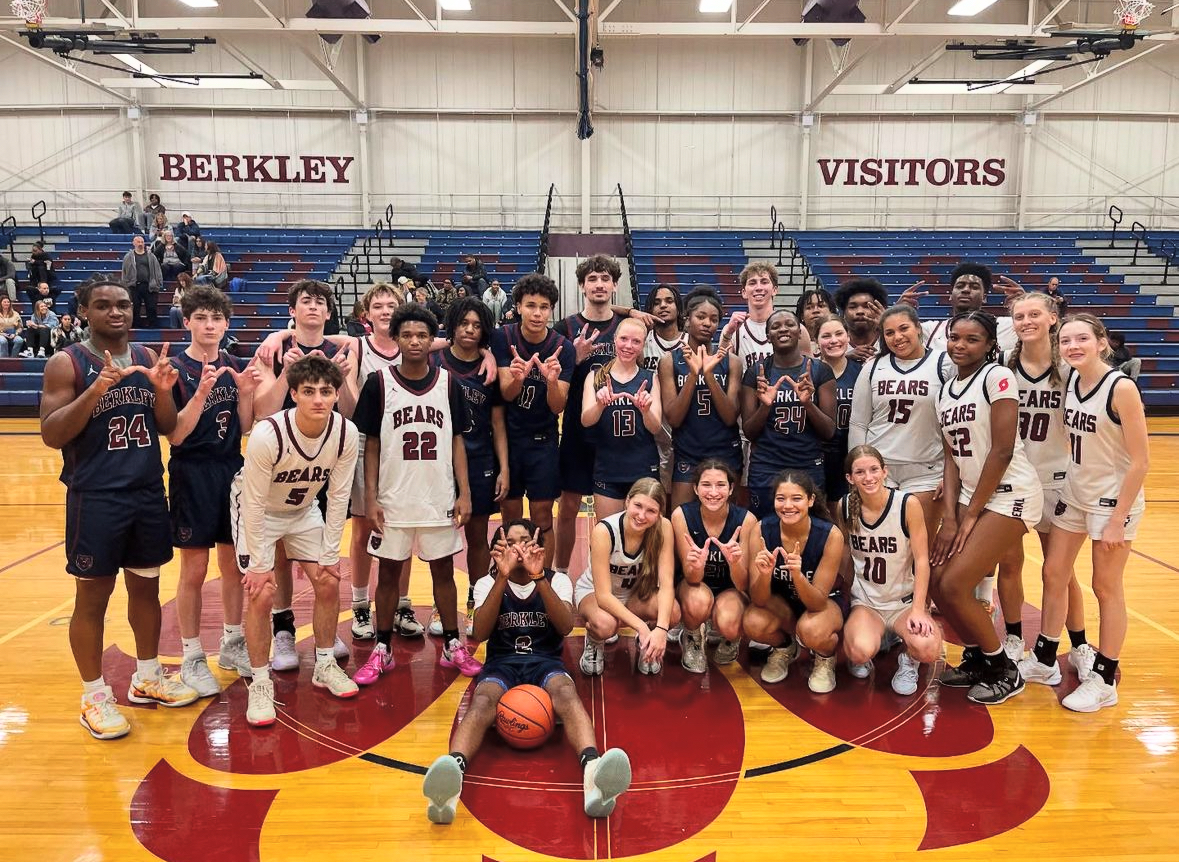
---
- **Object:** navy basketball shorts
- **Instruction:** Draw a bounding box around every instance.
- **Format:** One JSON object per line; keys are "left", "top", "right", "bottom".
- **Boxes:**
{"left": 477, "top": 653, "right": 571, "bottom": 691}
{"left": 508, "top": 434, "right": 561, "bottom": 502}
{"left": 169, "top": 458, "right": 238, "bottom": 548}
{"left": 672, "top": 447, "right": 743, "bottom": 484}
{"left": 468, "top": 454, "right": 501, "bottom": 518}
{"left": 593, "top": 479, "right": 635, "bottom": 501}
{"left": 558, "top": 424, "right": 596, "bottom": 496}
{"left": 66, "top": 483, "right": 174, "bottom": 578}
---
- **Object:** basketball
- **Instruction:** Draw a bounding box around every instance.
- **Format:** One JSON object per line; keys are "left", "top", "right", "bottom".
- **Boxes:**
{"left": 495, "top": 684, "right": 555, "bottom": 750}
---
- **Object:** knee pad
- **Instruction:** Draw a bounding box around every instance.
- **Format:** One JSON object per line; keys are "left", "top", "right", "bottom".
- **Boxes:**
{"left": 125, "top": 566, "right": 161, "bottom": 579}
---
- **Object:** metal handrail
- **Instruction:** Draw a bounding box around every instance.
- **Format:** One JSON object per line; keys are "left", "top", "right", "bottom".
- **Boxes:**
{"left": 537, "top": 182, "right": 555, "bottom": 274}
{"left": 617, "top": 183, "right": 640, "bottom": 308}
{"left": 1108, "top": 204, "right": 1124, "bottom": 248}
{"left": 31, "top": 201, "right": 46, "bottom": 245}
{"left": 1130, "top": 220, "right": 1148, "bottom": 266}
{"left": 1160, "top": 238, "right": 1176, "bottom": 285}
{"left": 1, "top": 216, "right": 15, "bottom": 259}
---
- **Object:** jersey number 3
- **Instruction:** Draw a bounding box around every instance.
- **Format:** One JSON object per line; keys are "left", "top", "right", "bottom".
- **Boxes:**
{"left": 403, "top": 430, "right": 439, "bottom": 461}
{"left": 108, "top": 414, "right": 151, "bottom": 450}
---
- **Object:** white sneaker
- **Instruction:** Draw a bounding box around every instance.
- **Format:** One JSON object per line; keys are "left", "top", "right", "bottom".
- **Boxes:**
{"left": 808, "top": 655, "right": 838, "bottom": 694}
{"left": 848, "top": 659, "right": 873, "bottom": 679}
{"left": 80, "top": 686, "right": 131, "bottom": 740}
{"left": 423, "top": 755, "right": 464, "bottom": 824}
{"left": 891, "top": 652, "right": 920, "bottom": 696}
{"left": 1061, "top": 675, "right": 1118, "bottom": 713}
{"left": 218, "top": 635, "right": 252, "bottom": 677}
{"left": 246, "top": 678, "right": 278, "bottom": 727}
{"left": 580, "top": 636, "right": 604, "bottom": 676}
{"left": 428, "top": 605, "right": 444, "bottom": 637}
{"left": 18, "top": 348, "right": 32, "bottom": 358}
{"left": 714, "top": 638, "right": 740, "bottom": 665}
{"left": 1069, "top": 643, "right": 1097, "bottom": 682}
{"left": 312, "top": 660, "right": 359, "bottom": 698}
{"left": 761, "top": 641, "right": 798, "bottom": 684}
{"left": 1002, "top": 634, "right": 1026, "bottom": 663}
{"left": 583, "top": 749, "right": 631, "bottom": 818}
{"left": 637, "top": 654, "right": 662, "bottom": 675}
{"left": 180, "top": 654, "right": 221, "bottom": 697}
{"left": 604, "top": 633, "right": 620, "bottom": 645}
{"left": 395, "top": 604, "right": 425, "bottom": 637}
{"left": 666, "top": 623, "right": 682, "bottom": 645}
{"left": 35, "top": 348, "right": 46, "bottom": 358}
{"left": 1017, "top": 655, "right": 1062, "bottom": 686}
{"left": 351, "top": 601, "right": 375, "bottom": 639}
{"left": 680, "top": 624, "right": 706, "bottom": 674}
{"left": 332, "top": 635, "right": 350, "bottom": 663}
{"left": 271, "top": 631, "right": 298, "bottom": 671}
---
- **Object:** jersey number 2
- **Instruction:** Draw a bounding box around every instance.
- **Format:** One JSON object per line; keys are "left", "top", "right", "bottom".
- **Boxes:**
{"left": 403, "top": 430, "right": 439, "bottom": 461}
{"left": 107, "top": 414, "right": 151, "bottom": 450}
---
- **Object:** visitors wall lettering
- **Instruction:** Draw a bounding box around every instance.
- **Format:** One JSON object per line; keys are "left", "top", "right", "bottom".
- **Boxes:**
{"left": 817, "top": 158, "right": 1006, "bottom": 187}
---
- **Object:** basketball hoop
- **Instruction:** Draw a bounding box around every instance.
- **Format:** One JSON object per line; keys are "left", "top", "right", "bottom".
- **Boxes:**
{"left": 10, "top": 0, "right": 46, "bottom": 28}
{"left": 1114, "top": 0, "right": 1153, "bottom": 30}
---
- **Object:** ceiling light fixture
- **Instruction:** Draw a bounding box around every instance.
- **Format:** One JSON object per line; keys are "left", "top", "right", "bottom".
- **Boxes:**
{"left": 439, "top": 0, "right": 472, "bottom": 11}
{"left": 699, "top": 0, "right": 734, "bottom": 12}
{"left": 177, "top": 0, "right": 219, "bottom": 8}
{"left": 947, "top": 0, "right": 1000, "bottom": 16}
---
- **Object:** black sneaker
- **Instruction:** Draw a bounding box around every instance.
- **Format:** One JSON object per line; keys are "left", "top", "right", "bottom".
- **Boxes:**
{"left": 939, "top": 656, "right": 985, "bottom": 688}
{"left": 395, "top": 605, "right": 425, "bottom": 637}
{"left": 967, "top": 666, "right": 1026, "bottom": 705}
{"left": 351, "top": 602, "right": 374, "bottom": 639}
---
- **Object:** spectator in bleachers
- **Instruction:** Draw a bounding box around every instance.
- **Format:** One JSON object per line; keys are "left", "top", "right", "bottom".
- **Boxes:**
{"left": 23, "top": 241, "right": 61, "bottom": 310}
{"left": 0, "top": 253, "right": 16, "bottom": 303}
{"left": 345, "top": 299, "right": 370, "bottom": 337}
{"left": 388, "top": 257, "right": 420, "bottom": 286}
{"left": 121, "top": 234, "right": 163, "bottom": 328}
{"left": 109, "top": 191, "right": 144, "bottom": 234}
{"left": 169, "top": 272, "right": 194, "bottom": 328}
{"left": 21, "top": 299, "right": 57, "bottom": 358}
{"left": 175, "top": 212, "right": 201, "bottom": 250}
{"left": 188, "top": 235, "right": 208, "bottom": 268}
{"left": 148, "top": 212, "right": 172, "bottom": 248}
{"left": 155, "top": 231, "right": 191, "bottom": 281}
{"left": 194, "top": 240, "right": 229, "bottom": 289}
{"left": 1107, "top": 330, "right": 1141, "bottom": 380}
{"left": 413, "top": 285, "right": 445, "bottom": 321}
{"left": 1046, "top": 276, "right": 1068, "bottom": 314}
{"left": 50, "top": 311, "right": 83, "bottom": 353}
{"left": 461, "top": 254, "right": 488, "bottom": 295}
{"left": 482, "top": 279, "right": 507, "bottom": 324}
{"left": 142, "top": 193, "right": 166, "bottom": 233}
{"left": 0, "top": 296, "right": 25, "bottom": 357}
{"left": 455, "top": 285, "right": 471, "bottom": 301}
{"left": 437, "top": 278, "right": 459, "bottom": 311}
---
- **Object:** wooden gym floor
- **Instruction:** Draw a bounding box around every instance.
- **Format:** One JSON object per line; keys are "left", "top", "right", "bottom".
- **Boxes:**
{"left": 1, "top": 416, "right": 1178, "bottom": 862}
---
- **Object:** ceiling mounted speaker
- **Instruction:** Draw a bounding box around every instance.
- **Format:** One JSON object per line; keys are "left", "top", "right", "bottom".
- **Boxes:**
{"left": 307, "top": 0, "right": 380, "bottom": 43}
{"left": 797, "top": 0, "right": 866, "bottom": 46}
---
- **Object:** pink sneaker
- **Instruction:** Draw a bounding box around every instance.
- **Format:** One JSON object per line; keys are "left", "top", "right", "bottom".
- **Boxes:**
{"left": 352, "top": 645, "right": 394, "bottom": 686}
{"left": 441, "top": 640, "right": 482, "bottom": 677}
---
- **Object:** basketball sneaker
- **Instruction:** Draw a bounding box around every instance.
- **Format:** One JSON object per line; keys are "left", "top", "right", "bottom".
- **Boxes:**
{"left": 423, "top": 755, "right": 464, "bottom": 825}
{"left": 1068, "top": 643, "right": 1097, "bottom": 682}
{"left": 892, "top": 652, "right": 920, "bottom": 696}
{"left": 583, "top": 748, "right": 632, "bottom": 818}
{"left": 666, "top": 623, "right": 682, "bottom": 644}
{"left": 680, "top": 624, "right": 707, "bottom": 674}
{"left": 880, "top": 629, "right": 902, "bottom": 653}
{"left": 1061, "top": 675, "right": 1118, "bottom": 713}
{"left": 637, "top": 654, "right": 662, "bottom": 675}
{"left": 128, "top": 672, "right": 200, "bottom": 707}
{"left": 1017, "top": 655, "right": 1062, "bottom": 686}
{"left": 580, "top": 636, "right": 605, "bottom": 676}
{"left": 428, "top": 605, "right": 444, "bottom": 637}
{"left": 246, "top": 678, "right": 278, "bottom": 727}
{"left": 848, "top": 659, "right": 873, "bottom": 679}
{"left": 441, "top": 639, "right": 482, "bottom": 677}
{"left": 808, "top": 655, "right": 837, "bottom": 694}
{"left": 351, "top": 601, "right": 375, "bottom": 639}
{"left": 704, "top": 622, "right": 724, "bottom": 646}
{"left": 760, "top": 641, "right": 798, "bottom": 684}
{"left": 271, "top": 631, "right": 299, "bottom": 671}
{"left": 604, "top": 633, "right": 620, "bottom": 645}
{"left": 1002, "top": 634, "right": 1026, "bottom": 663}
{"left": 967, "top": 665, "right": 1025, "bottom": 705}
{"left": 395, "top": 605, "right": 425, "bottom": 637}
{"left": 333, "top": 635, "right": 350, "bottom": 663}
{"left": 312, "top": 660, "right": 359, "bottom": 698}
{"left": 218, "top": 635, "right": 252, "bottom": 677}
{"left": 80, "top": 686, "right": 130, "bottom": 740}
{"left": 939, "top": 652, "right": 984, "bottom": 688}
{"left": 353, "top": 643, "right": 395, "bottom": 685}
{"left": 465, "top": 604, "right": 475, "bottom": 638}
{"left": 180, "top": 654, "right": 221, "bottom": 698}
{"left": 714, "top": 637, "right": 740, "bottom": 665}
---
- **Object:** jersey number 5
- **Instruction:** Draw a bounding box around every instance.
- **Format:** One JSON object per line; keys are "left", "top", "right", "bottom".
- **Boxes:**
{"left": 403, "top": 430, "right": 439, "bottom": 461}
{"left": 107, "top": 414, "right": 151, "bottom": 450}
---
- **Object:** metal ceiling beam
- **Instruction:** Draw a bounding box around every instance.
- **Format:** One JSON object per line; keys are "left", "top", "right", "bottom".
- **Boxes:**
{"left": 549, "top": 0, "right": 577, "bottom": 23}
{"left": 1035, "top": 0, "right": 1072, "bottom": 31}
{"left": 248, "top": 0, "right": 285, "bottom": 26}
{"left": 94, "top": 0, "right": 131, "bottom": 29}
{"left": 296, "top": 37, "right": 363, "bottom": 108}
{"left": 884, "top": 40, "right": 948, "bottom": 93}
{"left": 598, "top": 0, "right": 626, "bottom": 24}
{"left": 806, "top": 42, "right": 882, "bottom": 111}
{"left": 1031, "top": 42, "right": 1171, "bottom": 109}
{"left": 0, "top": 31, "right": 133, "bottom": 103}
{"left": 398, "top": 0, "right": 435, "bottom": 29}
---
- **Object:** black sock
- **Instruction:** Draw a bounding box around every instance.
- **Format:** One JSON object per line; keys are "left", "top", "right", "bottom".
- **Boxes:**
{"left": 449, "top": 752, "right": 468, "bottom": 773}
{"left": 443, "top": 629, "right": 461, "bottom": 645}
{"left": 1093, "top": 652, "right": 1118, "bottom": 686}
{"left": 1068, "top": 628, "right": 1087, "bottom": 649}
{"left": 960, "top": 645, "right": 981, "bottom": 666}
{"left": 579, "top": 746, "right": 600, "bottom": 769}
{"left": 1033, "top": 634, "right": 1059, "bottom": 667}
{"left": 467, "top": 584, "right": 475, "bottom": 604}
{"left": 1005, "top": 620, "right": 1023, "bottom": 639}
{"left": 981, "top": 646, "right": 1008, "bottom": 673}
{"left": 272, "top": 609, "right": 295, "bottom": 636}
{"left": 377, "top": 629, "right": 394, "bottom": 649}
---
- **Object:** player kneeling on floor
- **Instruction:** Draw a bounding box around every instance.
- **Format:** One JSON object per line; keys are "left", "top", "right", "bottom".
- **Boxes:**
{"left": 423, "top": 520, "right": 632, "bottom": 825}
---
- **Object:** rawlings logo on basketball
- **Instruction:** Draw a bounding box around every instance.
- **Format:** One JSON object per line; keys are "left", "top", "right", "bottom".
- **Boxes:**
{"left": 76, "top": 554, "right": 93, "bottom": 572}
{"left": 497, "top": 714, "right": 534, "bottom": 737}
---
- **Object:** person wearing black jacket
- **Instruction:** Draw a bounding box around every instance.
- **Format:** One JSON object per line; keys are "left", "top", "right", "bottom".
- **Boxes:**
{"left": 175, "top": 212, "right": 202, "bottom": 250}
{"left": 462, "top": 255, "right": 488, "bottom": 295}
{"left": 154, "top": 231, "right": 191, "bottom": 280}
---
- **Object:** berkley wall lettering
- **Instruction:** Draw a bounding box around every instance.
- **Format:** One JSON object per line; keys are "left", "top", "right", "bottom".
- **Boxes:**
{"left": 817, "top": 158, "right": 1006, "bottom": 187}
{"left": 159, "top": 153, "right": 356, "bottom": 184}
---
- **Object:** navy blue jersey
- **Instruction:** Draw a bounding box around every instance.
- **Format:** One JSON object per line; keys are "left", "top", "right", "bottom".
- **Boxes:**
{"left": 432, "top": 348, "right": 502, "bottom": 463}
{"left": 169, "top": 350, "right": 245, "bottom": 464}
{"left": 671, "top": 347, "right": 741, "bottom": 465}
{"left": 759, "top": 514, "right": 840, "bottom": 602}
{"left": 824, "top": 358, "right": 862, "bottom": 455}
{"left": 490, "top": 324, "right": 575, "bottom": 437}
{"left": 680, "top": 500, "right": 749, "bottom": 595}
{"left": 591, "top": 367, "right": 659, "bottom": 483}
{"left": 59, "top": 343, "right": 164, "bottom": 492}
{"left": 553, "top": 312, "right": 627, "bottom": 442}
{"left": 485, "top": 575, "right": 566, "bottom": 662}
{"left": 742, "top": 356, "right": 835, "bottom": 485}
{"left": 276, "top": 339, "right": 340, "bottom": 410}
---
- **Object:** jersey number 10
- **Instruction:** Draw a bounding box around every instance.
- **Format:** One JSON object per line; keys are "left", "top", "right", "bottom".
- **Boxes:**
{"left": 861, "top": 556, "right": 887, "bottom": 585}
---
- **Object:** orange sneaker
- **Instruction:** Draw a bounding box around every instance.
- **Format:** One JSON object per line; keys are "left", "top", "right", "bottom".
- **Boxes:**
{"left": 127, "top": 672, "right": 200, "bottom": 707}
{"left": 81, "top": 687, "right": 131, "bottom": 740}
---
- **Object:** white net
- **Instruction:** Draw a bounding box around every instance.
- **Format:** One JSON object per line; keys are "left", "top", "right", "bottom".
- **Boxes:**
{"left": 10, "top": 0, "right": 46, "bottom": 26}
{"left": 1114, "top": 0, "right": 1154, "bottom": 28}
{"left": 318, "top": 35, "right": 343, "bottom": 72}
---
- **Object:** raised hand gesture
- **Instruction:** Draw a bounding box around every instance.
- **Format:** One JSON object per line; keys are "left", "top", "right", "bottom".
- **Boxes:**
{"left": 898, "top": 281, "right": 928, "bottom": 308}
{"left": 539, "top": 353, "right": 562, "bottom": 385}
{"left": 717, "top": 535, "right": 742, "bottom": 568}
{"left": 489, "top": 528, "right": 511, "bottom": 577}
{"left": 722, "top": 310, "right": 748, "bottom": 339}
{"left": 783, "top": 542, "right": 803, "bottom": 578}
{"left": 753, "top": 547, "right": 777, "bottom": 579}
{"left": 996, "top": 275, "right": 1024, "bottom": 302}
{"left": 572, "top": 324, "right": 602, "bottom": 364}
{"left": 508, "top": 346, "right": 533, "bottom": 383}
{"left": 756, "top": 370, "right": 789, "bottom": 407}
{"left": 282, "top": 344, "right": 306, "bottom": 370}
{"left": 786, "top": 371, "right": 815, "bottom": 405}
{"left": 331, "top": 345, "right": 356, "bottom": 379}
{"left": 227, "top": 355, "right": 263, "bottom": 397}
{"left": 91, "top": 350, "right": 123, "bottom": 397}
{"left": 521, "top": 528, "right": 546, "bottom": 578}
{"left": 595, "top": 377, "right": 619, "bottom": 407}
{"left": 632, "top": 379, "right": 653, "bottom": 413}
{"left": 684, "top": 535, "right": 710, "bottom": 578}
{"left": 126, "top": 343, "right": 178, "bottom": 391}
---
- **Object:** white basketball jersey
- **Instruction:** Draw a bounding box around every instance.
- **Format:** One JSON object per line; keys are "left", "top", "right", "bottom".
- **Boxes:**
{"left": 575, "top": 512, "right": 644, "bottom": 602}
{"left": 1013, "top": 359, "right": 1070, "bottom": 490}
{"left": 859, "top": 350, "right": 949, "bottom": 465}
{"left": 845, "top": 490, "right": 916, "bottom": 612}
{"left": 733, "top": 317, "right": 772, "bottom": 373}
{"left": 924, "top": 316, "right": 1016, "bottom": 354}
{"left": 373, "top": 366, "right": 457, "bottom": 527}
{"left": 938, "top": 364, "right": 1040, "bottom": 505}
{"left": 235, "top": 409, "right": 351, "bottom": 514}
{"left": 642, "top": 330, "right": 685, "bottom": 372}
{"left": 1061, "top": 369, "right": 1145, "bottom": 516}
{"left": 356, "top": 335, "right": 401, "bottom": 381}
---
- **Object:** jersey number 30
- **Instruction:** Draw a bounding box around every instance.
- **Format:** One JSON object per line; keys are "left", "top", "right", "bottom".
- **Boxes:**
{"left": 403, "top": 430, "right": 439, "bottom": 461}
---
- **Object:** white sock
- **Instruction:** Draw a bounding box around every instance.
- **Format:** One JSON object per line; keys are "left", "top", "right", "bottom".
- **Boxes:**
{"left": 181, "top": 637, "right": 204, "bottom": 657}
{"left": 82, "top": 676, "right": 106, "bottom": 694}
{"left": 554, "top": 567, "right": 568, "bottom": 575}
{"left": 398, "top": 595, "right": 411, "bottom": 608}
{"left": 314, "top": 648, "right": 334, "bottom": 665}
{"left": 271, "top": 606, "right": 292, "bottom": 617}
{"left": 352, "top": 586, "right": 369, "bottom": 604}
{"left": 136, "top": 658, "right": 163, "bottom": 681}
{"left": 251, "top": 666, "right": 270, "bottom": 683}
{"left": 223, "top": 624, "right": 243, "bottom": 639}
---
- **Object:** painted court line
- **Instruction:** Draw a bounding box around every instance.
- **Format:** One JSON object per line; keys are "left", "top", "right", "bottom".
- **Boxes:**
{"left": 0, "top": 597, "right": 74, "bottom": 647}
{"left": 0, "top": 540, "right": 63, "bottom": 576}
